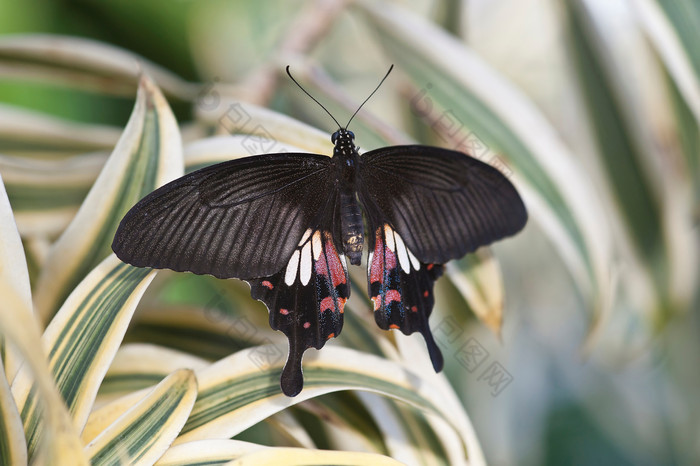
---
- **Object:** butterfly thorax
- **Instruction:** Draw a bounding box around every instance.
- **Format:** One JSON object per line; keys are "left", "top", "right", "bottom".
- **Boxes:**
{"left": 331, "top": 129, "right": 363, "bottom": 266}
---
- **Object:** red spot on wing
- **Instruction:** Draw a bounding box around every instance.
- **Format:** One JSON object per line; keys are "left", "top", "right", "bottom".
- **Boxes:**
{"left": 262, "top": 280, "right": 274, "bottom": 289}
{"left": 327, "top": 332, "right": 335, "bottom": 339}
{"left": 385, "top": 289, "right": 402, "bottom": 305}
{"left": 411, "top": 306, "right": 418, "bottom": 312}
{"left": 280, "top": 308, "right": 289, "bottom": 315}
{"left": 320, "top": 296, "right": 334, "bottom": 312}
{"left": 369, "top": 227, "right": 397, "bottom": 284}
{"left": 427, "top": 264, "right": 434, "bottom": 271}
{"left": 303, "top": 322, "right": 311, "bottom": 329}
{"left": 389, "top": 324, "right": 400, "bottom": 329}
{"left": 321, "top": 296, "right": 346, "bottom": 313}
{"left": 373, "top": 289, "right": 402, "bottom": 311}
{"left": 423, "top": 290, "right": 429, "bottom": 298}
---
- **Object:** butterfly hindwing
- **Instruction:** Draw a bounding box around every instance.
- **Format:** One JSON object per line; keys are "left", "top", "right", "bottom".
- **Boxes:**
{"left": 248, "top": 217, "right": 349, "bottom": 396}
{"left": 112, "top": 153, "right": 333, "bottom": 279}
{"left": 367, "top": 222, "right": 445, "bottom": 371}
{"left": 358, "top": 145, "right": 527, "bottom": 264}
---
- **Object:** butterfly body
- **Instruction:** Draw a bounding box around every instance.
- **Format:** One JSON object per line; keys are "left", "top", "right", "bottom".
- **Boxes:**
{"left": 332, "top": 129, "right": 364, "bottom": 265}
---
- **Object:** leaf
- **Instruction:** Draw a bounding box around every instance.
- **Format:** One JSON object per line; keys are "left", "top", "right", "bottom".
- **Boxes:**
{"left": 446, "top": 248, "right": 504, "bottom": 337}
{"left": 85, "top": 369, "right": 197, "bottom": 466}
{"left": 0, "top": 173, "right": 33, "bottom": 380}
{"left": 194, "top": 99, "right": 332, "bottom": 155}
{"left": 0, "top": 103, "right": 120, "bottom": 154}
{"left": 155, "top": 439, "right": 403, "bottom": 466}
{"left": 11, "top": 255, "right": 155, "bottom": 457}
{"left": 155, "top": 439, "right": 265, "bottom": 465}
{"left": 92, "top": 343, "right": 208, "bottom": 410}
{"left": 225, "top": 447, "right": 405, "bottom": 466}
{"left": 1, "top": 176, "right": 87, "bottom": 464}
{"left": 635, "top": 0, "right": 700, "bottom": 123}
{"left": 564, "top": 0, "right": 697, "bottom": 338}
{"left": 1, "top": 152, "right": 106, "bottom": 238}
{"left": 0, "top": 360, "right": 26, "bottom": 466}
{"left": 175, "top": 345, "right": 478, "bottom": 462}
{"left": 355, "top": 0, "right": 614, "bottom": 327}
{"left": 0, "top": 34, "right": 197, "bottom": 99}
{"left": 34, "top": 73, "right": 183, "bottom": 323}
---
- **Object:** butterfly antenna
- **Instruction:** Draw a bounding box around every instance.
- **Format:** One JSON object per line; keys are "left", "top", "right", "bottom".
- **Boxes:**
{"left": 286, "top": 66, "right": 342, "bottom": 129}
{"left": 345, "top": 64, "right": 394, "bottom": 129}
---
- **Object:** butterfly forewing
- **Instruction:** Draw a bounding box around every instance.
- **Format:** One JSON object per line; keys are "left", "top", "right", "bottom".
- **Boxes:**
{"left": 112, "top": 153, "right": 333, "bottom": 279}
{"left": 248, "top": 194, "right": 349, "bottom": 397}
{"left": 358, "top": 145, "right": 527, "bottom": 264}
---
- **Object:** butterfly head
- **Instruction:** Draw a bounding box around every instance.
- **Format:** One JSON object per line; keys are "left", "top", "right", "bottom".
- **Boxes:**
{"left": 331, "top": 129, "right": 354, "bottom": 144}
{"left": 331, "top": 128, "right": 357, "bottom": 157}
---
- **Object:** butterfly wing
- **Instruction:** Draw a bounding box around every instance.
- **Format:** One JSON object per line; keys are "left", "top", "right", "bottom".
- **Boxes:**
{"left": 112, "top": 153, "right": 333, "bottom": 280}
{"left": 358, "top": 145, "right": 526, "bottom": 369}
{"left": 366, "top": 221, "right": 445, "bottom": 371}
{"left": 358, "top": 145, "right": 527, "bottom": 264}
{"left": 248, "top": 192, "right": 349, "bottom": 397}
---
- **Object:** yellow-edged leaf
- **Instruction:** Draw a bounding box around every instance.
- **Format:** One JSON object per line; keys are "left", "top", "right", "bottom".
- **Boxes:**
{"left": 0, "top": 173, "right": 33, "bottom": 380}
{"left": 446, "top": 248, "right": 504, "bottom": 337}
{"left": 0, "top": 103, "right": 120, "bottom": 155}
{"left": 175, "top": 345, "right": 478, "bottom": 462}
{"left": 225, "top": 446, "right": 404, "bottom": 466}
{"left": 93, "top": 343, "right": 208, "bottom": 409}
{"left": 34, "top": 73, "right": 183, "bottom": 323}
{"left": 12, "top": 255, "right": 155, "bottom": 456}
{"left": 0, "top": 359, "right": 26, "bottom": 466}
{"left": 194, "top": 99, "right": 332, "bottom": 155}
{"left": 0, "top": 34, "right": 197, "bottom": 100}
{"left": 85, "top": 369, "right": 197, "bottom": 466}
{"left": 1, "top": 177, "right": 87, "bottom": 464}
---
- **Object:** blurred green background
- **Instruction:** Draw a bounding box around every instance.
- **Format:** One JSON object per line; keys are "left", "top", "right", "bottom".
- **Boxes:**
{"left": 1, "top": 0, "right": 698, "bottom": 464}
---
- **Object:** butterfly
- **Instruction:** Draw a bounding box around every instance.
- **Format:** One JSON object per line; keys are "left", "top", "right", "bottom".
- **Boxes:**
{"left": 112, "top": 66, "right": 527, "bottom": 396}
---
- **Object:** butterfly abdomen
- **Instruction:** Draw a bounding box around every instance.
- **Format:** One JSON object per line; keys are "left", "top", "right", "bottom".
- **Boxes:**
{"left": 339, "top": 189, "right": 363, "bottom": 265}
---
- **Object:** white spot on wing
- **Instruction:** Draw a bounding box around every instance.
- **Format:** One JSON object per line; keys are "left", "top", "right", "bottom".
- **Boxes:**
{"left": 300, "top": 242, "right": 312, "bottom": 285}
{"left": 367, "top": 251, "right": 374, "bottom": 275}
{"left": 393, "top": 232, "right": 410, "bottom": 273}
{"left": 299, "top": 228, "right": 312, "bottom": 245}
{"left": 312, "top": 231, "right": 322, "bottom": 260}
{"left": 285, "top": 250, "right": 300, "bottom": 286}
{"left": 339, "top": 253, "right": 347, "bottom": 271}
{"left": 384, "top": 224, "right": 395, "bottom": 252}
{"left": 407, "top": 248, "right": 420, "bottom": 271}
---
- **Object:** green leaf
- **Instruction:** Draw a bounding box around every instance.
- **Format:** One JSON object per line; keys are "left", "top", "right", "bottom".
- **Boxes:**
{"left": 33, "top": 74, "right": 183, "bottom": 322}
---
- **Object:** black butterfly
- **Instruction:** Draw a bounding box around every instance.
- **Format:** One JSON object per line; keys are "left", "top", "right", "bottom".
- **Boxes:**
{"left": 112, "top": 66, "right": 527, "bottom": 396}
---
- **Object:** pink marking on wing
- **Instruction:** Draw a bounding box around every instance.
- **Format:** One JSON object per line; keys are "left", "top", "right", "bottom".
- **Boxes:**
{"left": 303, "top": 322, "right": 311, "bottom": 329}
{"left": 315, "top": 235, "right": 347, "bottom": 288}
{"left": 262, "top": 280, "right": 274, "bottom": 289}
{"left": 280, "top": 308, "right": 289, "bottom": 315}
{"left": 324, "top": 238, "right": 347, "bottom": 288}
{"left": 369, "top": 227, "right": 397, "bottom": 284}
